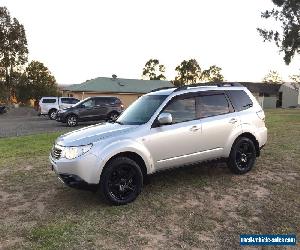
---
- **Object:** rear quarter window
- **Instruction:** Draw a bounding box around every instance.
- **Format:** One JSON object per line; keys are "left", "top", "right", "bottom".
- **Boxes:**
{"left": 42, "top": 98, "right": 56, "bottom": 104}
{"left": 226, "top": 90, "right": 253, "bottom": 112}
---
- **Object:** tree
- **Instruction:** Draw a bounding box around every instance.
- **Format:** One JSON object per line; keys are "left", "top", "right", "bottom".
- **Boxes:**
{"left": 201, "top": 65, "right": 224, "bottom": 82}
{"left": 17, "top": 60, "right": 59, "bottom": 101}
{"left": 0, "top": 7, "right": 28, "bottom": 101}
{"left": 263, "top": 70, "right": 283, "bottom": 83}
{"left": 174, "top": 59, "right": 201, "bottom": 86}
{"left": 142, "top": 59, "right": 166, "bottom": 80}
{"left": 289, "top": 72, "right": 300, "bottom": 90}
{"left": 257, "top": 0, "right": 300, "bottom": 65}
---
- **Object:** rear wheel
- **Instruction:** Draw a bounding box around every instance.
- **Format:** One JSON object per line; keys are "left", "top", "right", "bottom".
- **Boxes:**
{"left": 107, "top": 111, "right": 119, "bottom": 121}
{"left": 227, "top": 137, "right": 256, "bottom": 174}
{"left": 48, "top": 109, "right": 57, "bottom": 120}
{"left": 100, "top": 157, "right": 143, "bottom": 205}
{"left": 66, "top": 115, "right": 78, "bottom": 127}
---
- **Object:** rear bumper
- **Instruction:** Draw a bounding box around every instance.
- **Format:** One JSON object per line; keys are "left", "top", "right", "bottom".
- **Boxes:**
{"left": 256, "top": 127, "right": 268, "bottom": 148}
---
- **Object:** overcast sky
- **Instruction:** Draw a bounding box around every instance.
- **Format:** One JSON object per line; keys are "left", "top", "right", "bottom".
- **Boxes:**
{"left": 1, "top": 0, "right": 299, "bottom": 84}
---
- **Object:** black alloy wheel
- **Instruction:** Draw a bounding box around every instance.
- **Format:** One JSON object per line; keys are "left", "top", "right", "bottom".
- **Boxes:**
{"left": 227, "top": 137, "right": 256, "bottom": 174}
{"left": 100, "top": 157, "right": 143, "bottom": 205}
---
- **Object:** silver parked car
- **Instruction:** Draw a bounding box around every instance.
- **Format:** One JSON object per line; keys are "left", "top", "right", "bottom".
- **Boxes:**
{"left": 49, "top": 83, "right": 267, "bottom": 205}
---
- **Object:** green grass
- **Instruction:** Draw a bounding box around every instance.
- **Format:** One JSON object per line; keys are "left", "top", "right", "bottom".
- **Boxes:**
{"left": 0, "top": 109, "right": 299, "bottom": 249}
{"left": 0, "top": 132, "right": 61, "bottom": 161}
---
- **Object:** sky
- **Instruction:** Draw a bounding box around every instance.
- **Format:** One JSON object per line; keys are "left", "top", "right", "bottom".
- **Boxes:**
{"left": 1, "top": 0, "right": 299, "bottom": 85}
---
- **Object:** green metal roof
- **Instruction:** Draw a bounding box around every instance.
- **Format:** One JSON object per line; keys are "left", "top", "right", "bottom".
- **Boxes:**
{"left": 64, "top": 77, "right": 174, "bottom": 94}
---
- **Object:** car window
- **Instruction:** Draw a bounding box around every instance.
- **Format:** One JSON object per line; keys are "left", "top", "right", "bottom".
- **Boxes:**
{"left": 42, "top": 98, "right": 56, "bottom": 104}
{"left": 196, "top": 94, "right": 230, "bottom": 118}
{"left": 163, "top": 97, "right": 196, "bottom": 124}
{"left": 82, "top": 98, "right": 95, "bottom": 108}
{"left": 226, "top": 90, "right": 253, "bottom": 111}
{"left": 61, "top": 98, "right": 72, "bottom": 104}
{"left": 71, "top": 98, "right": 80, "bottom": 104}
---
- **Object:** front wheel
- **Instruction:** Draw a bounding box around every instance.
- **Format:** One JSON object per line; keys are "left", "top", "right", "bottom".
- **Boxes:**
{"left": 100, "top": 157, "right": 143, "bottom": 205}
{"left": 66, "top": 115, "right": 78, "bottom": 127}
{"left": 227, "top": 137, "right": 256, "bottom": 174}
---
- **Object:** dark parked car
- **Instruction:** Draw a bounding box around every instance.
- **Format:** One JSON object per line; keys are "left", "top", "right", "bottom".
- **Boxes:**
{"left": 0, "top": 105, "right": 7, "bottom": 114}
{"left": 56, "top": 96, "right": 124, "bottom": 126}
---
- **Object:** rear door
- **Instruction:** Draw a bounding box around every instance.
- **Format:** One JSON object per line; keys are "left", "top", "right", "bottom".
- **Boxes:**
{"left": 94, "top": 98, "right": 109, "bottom": 119}
{"left": 195, "top": 92, "right": 240, "bottom": 159}
{"left": 41, "top": 98, "right": 57, "bottom": 114}
{"left": 59, "top": 98, "right": 74, "bottom": 109}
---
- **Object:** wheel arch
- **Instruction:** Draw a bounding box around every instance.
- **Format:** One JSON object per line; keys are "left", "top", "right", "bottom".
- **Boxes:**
{"left": 101, "top": 151, "right": 148, "bottom": 180}
{"left": 48, "top": 108, "right": 57, "bottom": 114}
{"left": 234, "top": 132, "right": 260, "bottom": 157}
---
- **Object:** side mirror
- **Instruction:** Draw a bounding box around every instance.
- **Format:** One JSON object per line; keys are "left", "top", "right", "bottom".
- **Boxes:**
{"left": 157, "top": 112, "right": 172, "bottom": 125}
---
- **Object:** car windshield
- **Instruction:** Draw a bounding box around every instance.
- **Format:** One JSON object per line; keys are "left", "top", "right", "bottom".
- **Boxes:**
{"left": 116, "top": 95, "right": 168, "bottom": 125}
{"left": 72, "top": 98, "right": 90, "bottom": 108}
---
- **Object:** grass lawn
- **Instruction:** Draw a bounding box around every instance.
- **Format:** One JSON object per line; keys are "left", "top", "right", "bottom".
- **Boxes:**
{"left": 0, "top": 109, "right": 299, "bottom": 249}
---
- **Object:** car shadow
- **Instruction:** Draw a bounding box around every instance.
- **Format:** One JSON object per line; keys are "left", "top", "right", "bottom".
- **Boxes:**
{"left": 49, "top": 160, "right": 232, "bottom": 208}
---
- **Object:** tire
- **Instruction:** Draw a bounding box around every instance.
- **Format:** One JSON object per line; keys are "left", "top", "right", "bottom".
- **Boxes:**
{"left": 66, "top": 115, "right": 78, "bottom": 127}
{"left": 48, "top": 109, "right": 57, "bottom": 120}
{"left": 107, "top": 111, "right": 119, "bottom": 121}
{"left": 100, "top": 157, "right": 143, "bottom": 205}
{"left": 227, "top": 137, "right": 257, "bottom": 174}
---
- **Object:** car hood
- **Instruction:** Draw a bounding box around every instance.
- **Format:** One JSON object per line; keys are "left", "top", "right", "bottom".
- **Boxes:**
{"left": 56, "top": 123, "right": 137, "bottom": 147}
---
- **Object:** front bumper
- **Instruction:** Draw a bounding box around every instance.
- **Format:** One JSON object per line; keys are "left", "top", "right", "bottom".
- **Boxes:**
{"left": 57, "top": 173, "right": 97, "bottom": 191}
{"left": 56, "top": 112, "right": 67, "bottom": 122}
{"left": 49, "top": 152, "right": 101, "bottom": 185}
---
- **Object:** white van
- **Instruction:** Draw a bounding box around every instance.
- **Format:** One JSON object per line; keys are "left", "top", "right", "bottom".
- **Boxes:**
{"left": 38, "top": 97, "right": 80, "bottom": 119}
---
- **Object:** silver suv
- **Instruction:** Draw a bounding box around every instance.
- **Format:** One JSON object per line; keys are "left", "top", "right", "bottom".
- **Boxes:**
{"left": 49, "top": 83, "right": 267, "bottom": 205}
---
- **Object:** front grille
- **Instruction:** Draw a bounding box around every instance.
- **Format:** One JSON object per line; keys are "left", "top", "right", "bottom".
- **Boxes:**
{"left": 51, "top": 145, "right": 62, "bottom": 160}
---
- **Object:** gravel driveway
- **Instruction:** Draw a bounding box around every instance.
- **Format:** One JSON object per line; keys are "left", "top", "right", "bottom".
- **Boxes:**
{"left": 0, "top": 107, "right": 99, "bottom": 138}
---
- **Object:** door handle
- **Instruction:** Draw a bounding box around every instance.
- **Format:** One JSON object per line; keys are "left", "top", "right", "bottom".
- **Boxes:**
{"left": 229, "top": 118, "right": 238, "bottom": 124}
{"left": 190, "top": 125, "right": 201, "bottom": 132}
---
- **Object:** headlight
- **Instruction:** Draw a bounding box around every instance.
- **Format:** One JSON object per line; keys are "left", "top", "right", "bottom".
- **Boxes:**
{"left": 62, "top": 144, "right": 93, "bottom": 160}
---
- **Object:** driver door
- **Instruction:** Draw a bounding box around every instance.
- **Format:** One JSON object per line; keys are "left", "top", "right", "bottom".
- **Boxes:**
{"left": 143, "top": 95, "right": 202, "bottom": 170}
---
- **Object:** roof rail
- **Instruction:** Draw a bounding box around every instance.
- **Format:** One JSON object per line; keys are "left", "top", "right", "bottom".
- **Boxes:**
{"left": 150, "top": 86, "right": 174, "bottom": 93}
{"left": 173, "top": 82, "right": 243, "bottom": 92}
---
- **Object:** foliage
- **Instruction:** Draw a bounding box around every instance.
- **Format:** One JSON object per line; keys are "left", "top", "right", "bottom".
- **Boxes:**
{"left": 289, "top": 72, "right": 300, "bottom": 90}
{"left": 174, "top": 59, "right": 201, "bottom": 86}
{"left": 142, "top": 59, "right": 166, "bottom": 80}
{"left": 0, "top": 6, "right": 28, "bottom": 100}
{"left": 263, "top": 70, "right": 283, "bottom": 83}
{"left": 174, "top": 59, "right": 224, "bottom": 86}
{"left": 201, "top": 65, "right": 224, "bottom": 82}
{"left": 257, "top": 0, "right": 300, "bottom": 65}
{"left": 16, "top": 60, "right": 59, "bottom": 102}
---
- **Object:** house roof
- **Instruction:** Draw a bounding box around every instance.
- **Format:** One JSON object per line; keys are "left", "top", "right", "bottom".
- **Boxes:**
{"left": 239, "top": 82, "right": 281, "bottom": 95}
{"left": 64, "top": 77, "right": 174, "bottom": 94}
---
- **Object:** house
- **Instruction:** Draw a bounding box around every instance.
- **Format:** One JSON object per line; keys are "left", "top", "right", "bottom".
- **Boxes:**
{"left": 239, "top": 82, "right": 281, "bottom": 109}
{"left": 62, "top": 75, "right": 174, "bottom": 107}
{"left": 279, "top": 83, "right": 300, "bottom": 108}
